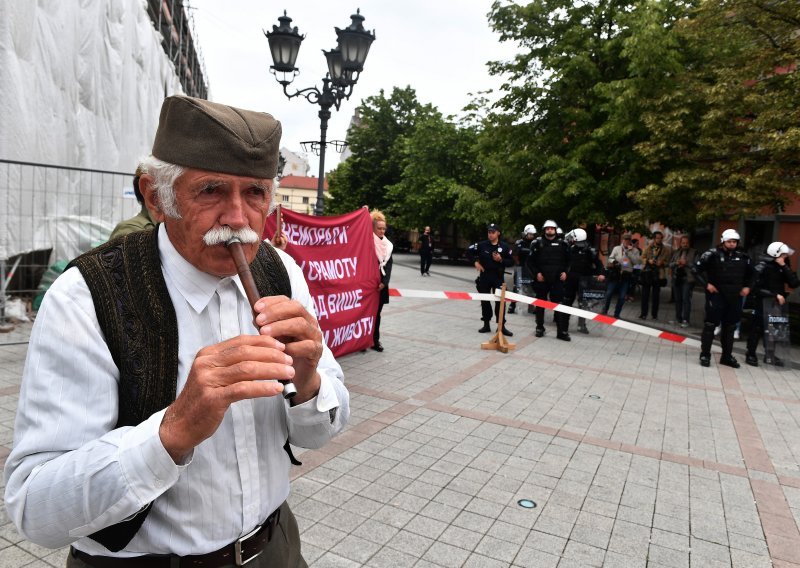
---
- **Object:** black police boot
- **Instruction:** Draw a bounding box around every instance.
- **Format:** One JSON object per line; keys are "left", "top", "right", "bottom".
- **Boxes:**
{"left": 719, "top": 325, "right": 740, "bottom": 368}
{"left": 478, "top": 321, "right": 491, "bottom": 333}
{"left": 720, "top": 355, "right": 740, "bottom": 368}
{"left": 745, "top": 352, "right": 759, "bottom": 367}
{"left": 535, "top": 327, "right": 545, "bottom": 337}
{"left": 507, "top": 303, "right": 516, "bottom": 314}
{"left": 577, "top": 318, "right": 589, "bottom": 334}
{"left": 501, "top": 326, "right": 514, "bottom": 337}
{"left": 700, "top": 322, "right": 716, "bottom": 366}
{"left": 556, "top": 313, "right": 571, "bottom": 341}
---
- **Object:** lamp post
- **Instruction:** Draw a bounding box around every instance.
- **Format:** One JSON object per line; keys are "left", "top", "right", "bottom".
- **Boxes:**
{"left": 265, "top": 10, "right": 375, "bottom": 215}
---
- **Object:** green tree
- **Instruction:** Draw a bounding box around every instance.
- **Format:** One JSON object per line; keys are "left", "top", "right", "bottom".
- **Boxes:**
{"left": 633, "top": 0, "right": 800, "bottom": 225}
{"left": 484, "top": 0, "right": 644, "bottom": 229}
{"left": 327, "top": 87, "right": 436, "bottom": 213}
{"left": 385, "top": 112, "right": 485, "bottom": 232}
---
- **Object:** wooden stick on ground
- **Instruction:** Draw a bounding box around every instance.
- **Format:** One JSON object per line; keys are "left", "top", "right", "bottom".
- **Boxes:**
{"left": 481, "top": 283, "right": 516, "bottom": 353}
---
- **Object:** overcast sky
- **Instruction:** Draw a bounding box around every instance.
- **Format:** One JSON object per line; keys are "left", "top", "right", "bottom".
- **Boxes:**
{"left": 188, "top": 1, "right": 518, "bottom": 176}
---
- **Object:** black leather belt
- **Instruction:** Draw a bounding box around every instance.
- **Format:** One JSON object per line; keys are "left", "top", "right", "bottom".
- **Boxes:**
{"left": 71, "top": 504, "right": 282, "bottom": 567}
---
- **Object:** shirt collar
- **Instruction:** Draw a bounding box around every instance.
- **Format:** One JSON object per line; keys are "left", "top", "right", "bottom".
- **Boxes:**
{"left": 157, "top": 224, "right": 247, "bottom": 313}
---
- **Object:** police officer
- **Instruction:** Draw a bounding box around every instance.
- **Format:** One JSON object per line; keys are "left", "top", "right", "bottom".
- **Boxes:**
{"left": 563, "top": 228, "right": 605, "bottom": 334}
{"left": 509, "top": 224, "right": 537, "bottom": 314}
{"left": 692, "top": 229, "right": 753, "bottom": 367}
{"left": 467, "top": 223, "right": 514, "bottom": 335}
{"left": 745, "top": 242, "right": 799, "bottom": 367}
{"left": 528, "top": 219, "right": 571, "bottom": 340}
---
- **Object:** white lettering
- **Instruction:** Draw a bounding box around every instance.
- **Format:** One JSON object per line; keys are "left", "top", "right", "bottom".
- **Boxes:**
{"left": 303, "top": 257, "right": 359, "bottom": 282}
{"left": 326, "top": 289, "right": 364, "bottom": 316}
{"left": 329, "top": 316, "right": 374, "bottom": 348}
{"left": 283, "top": 223, "right": 350, "bottom": 246}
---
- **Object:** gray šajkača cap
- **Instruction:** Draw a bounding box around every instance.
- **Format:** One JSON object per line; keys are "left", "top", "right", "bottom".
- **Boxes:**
{"left": 152, "top": 95, "right": 282, "bottom": 178}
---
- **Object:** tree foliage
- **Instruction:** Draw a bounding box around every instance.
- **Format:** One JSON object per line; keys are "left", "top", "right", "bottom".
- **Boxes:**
{"left": 633, "top": 0, "right": 800, "bottom": 225}
{"left": 328, "top": 0, "right": 799, "bottom": 233}
{"left": 326, "top": 87, "right": 437, "bottom": 214}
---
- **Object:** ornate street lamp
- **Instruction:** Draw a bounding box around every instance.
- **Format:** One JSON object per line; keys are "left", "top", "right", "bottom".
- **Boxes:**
{"left": 265, "top": 10, "right": 375, "bottom": 215}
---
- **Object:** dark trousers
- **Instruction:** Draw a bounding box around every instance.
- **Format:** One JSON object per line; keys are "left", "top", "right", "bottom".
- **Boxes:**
{"left": 477, "top": 279, "right": 502, "bottom": 322}
{"left": 701, "top": 292, "right": 744, "bottom": 358}
{"left": 67, "top": 502, "right": 307, "bottom": 568}
{"left": 640, "top": 282, "right": 662, "bottom": 318}
{"left": 533, "top": 279, "right": 565, "bottom": 331}
{"left": 603, "top": 278, "right": 631, "bottom": 318}
{"left": 673, "top": 279, "right": 694, "bottom": 322}
{"left": 420, "top": 251, "right": 433, "bottom": 274}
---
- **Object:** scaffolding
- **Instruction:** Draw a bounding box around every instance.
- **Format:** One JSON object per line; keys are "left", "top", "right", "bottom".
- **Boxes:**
{"left": 145, "top": 0, "right": 209, "bottom": 99}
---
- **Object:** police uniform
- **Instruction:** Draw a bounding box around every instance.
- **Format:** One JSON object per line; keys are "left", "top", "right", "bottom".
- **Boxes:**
{"left": 527, "top": 233, "right": 570, "bottom": 338}
{"left": 466, "top": 224, "right": 514, "bottom": 333}
{"left": 692, "top": 242, "right": 753, "bottom": 367}
{"left": 745, "top": 251, "right": 799, "bottom": 366}
{"left": 564, "top": 240, "right": 604, "bottom": 333}
{"left": 510, "top": 233, "right": 536, "bottom": 313}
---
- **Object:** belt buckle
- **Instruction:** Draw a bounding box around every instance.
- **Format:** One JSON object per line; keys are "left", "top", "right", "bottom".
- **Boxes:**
{"left": 234, "top": 523, "right": 263, "bottom": 566}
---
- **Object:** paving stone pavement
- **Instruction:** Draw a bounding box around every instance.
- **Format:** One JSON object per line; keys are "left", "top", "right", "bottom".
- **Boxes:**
{"left": 1, "top": 252, "right": 799, "bottom": 567}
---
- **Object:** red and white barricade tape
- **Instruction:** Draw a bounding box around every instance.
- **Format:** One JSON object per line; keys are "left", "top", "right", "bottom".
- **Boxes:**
{"left": 389, "top": 287, "right": 710, "bottom": 351}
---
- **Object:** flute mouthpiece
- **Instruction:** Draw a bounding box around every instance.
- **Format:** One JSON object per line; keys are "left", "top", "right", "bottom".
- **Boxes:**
{"left": 225, "top": 236, "right": 242, "bottom": 247}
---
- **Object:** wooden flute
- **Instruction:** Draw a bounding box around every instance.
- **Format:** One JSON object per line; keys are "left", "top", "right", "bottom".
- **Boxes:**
{"left": 225, "top": 236, "right": 297, "bottom": 399}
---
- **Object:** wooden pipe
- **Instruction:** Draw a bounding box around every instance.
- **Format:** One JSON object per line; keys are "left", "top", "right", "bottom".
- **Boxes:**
{"left": 226, "top": 237, "right": 297, "bottom": 399}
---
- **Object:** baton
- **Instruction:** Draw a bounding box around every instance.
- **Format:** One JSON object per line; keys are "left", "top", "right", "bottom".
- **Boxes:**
{"left": 225, "top": 236, "right": 297, "bottom": 399}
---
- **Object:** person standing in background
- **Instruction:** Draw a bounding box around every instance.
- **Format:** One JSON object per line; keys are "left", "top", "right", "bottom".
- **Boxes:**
{"left": 639, "top": 230, "right": 671, "bottom": 320}
{"left": 692, "top": 228, "right": 753, "bottom": 368}
{"left": 745, "top": 241, "right": 799, "bottom": 366}
{"left": 419, "top": 226, "right": 433, "bottom": 276}
{"left": 509, "top": 224, "right": 537, "bottom": 314}
{"left": 670, "top": 235, "right": 697, "bottom": 327}
{"left": 109, "top": 165, "right": 155, "bottom": 240}
{"left": 372, "top": 210, "right": 393, "bottom": 352}
{"left": 467, "top": 223, "right": 514, "bottom": 336}
{"left": 602, "top": 233, "right": 641, "bottom": 318}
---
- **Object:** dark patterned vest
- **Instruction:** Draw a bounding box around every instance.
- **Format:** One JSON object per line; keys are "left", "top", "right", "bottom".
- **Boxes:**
{"left": 66, "top": 228, "right": 291, "bottom": 550}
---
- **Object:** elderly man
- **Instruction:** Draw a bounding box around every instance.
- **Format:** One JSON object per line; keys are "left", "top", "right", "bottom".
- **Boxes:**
{"left": 5, "top": 96, "right": 349, "bottom": 567}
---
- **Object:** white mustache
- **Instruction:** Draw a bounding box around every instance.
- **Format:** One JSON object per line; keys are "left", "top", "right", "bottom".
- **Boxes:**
{"left": 203, "top": 226, "right": 260, "bottom": 246}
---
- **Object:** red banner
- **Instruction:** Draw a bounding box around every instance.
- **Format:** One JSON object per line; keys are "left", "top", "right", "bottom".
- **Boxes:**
{"left": 264, "top": 207, "right": 380, "bottom": 357}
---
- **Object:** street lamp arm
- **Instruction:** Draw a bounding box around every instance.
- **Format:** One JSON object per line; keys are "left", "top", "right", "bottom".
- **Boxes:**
{"left": 279, "top": 83, "right": 326, "bottom": 106}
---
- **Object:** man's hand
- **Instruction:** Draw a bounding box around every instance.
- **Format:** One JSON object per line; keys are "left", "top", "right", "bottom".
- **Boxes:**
{"left": 491, "top": 252, "right": 502, "bottom": 262}
{"left": 271, "top": 233, "right": 288, "bottom": 251}
{"left": 777, "top": 293, "right": 786, "bottom": 305}
{"left": 740, "top": 287, "right": 750, "bottom": 297}
{"left": 254, "top": 295, "right": 324, "bottom": 405}
{"left": 159, "top": 335, "right": 293, "bottom": 463}
{"left": 597, "top": 275, "right": 605, "bottom": 282}
{"left": 559, "top": 272, "right": 567, "bottom": 281}
{"left": 707, "top": 283, "right": 718, "bottom": 294}
{"left": 475, "top": 262, "right": 484, "bottom": 273}
{"left": 537, "top": 273, "right": 545, "bottom": 282}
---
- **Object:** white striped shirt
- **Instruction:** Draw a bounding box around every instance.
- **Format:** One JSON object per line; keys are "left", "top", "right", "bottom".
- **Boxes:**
{"left": 4, "top": 225, "right": 348, "bottom": 556}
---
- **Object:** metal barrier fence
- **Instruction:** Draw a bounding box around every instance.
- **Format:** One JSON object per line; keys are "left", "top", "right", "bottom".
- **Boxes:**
{"left": 0, "top": 159, "right": 138, "bottom": 341}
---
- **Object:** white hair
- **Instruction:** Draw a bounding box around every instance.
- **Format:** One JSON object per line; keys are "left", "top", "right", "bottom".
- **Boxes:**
{"left": 138, "top": 155, "right": 185, "bottom": 219}
{"left": 138, "top": 155, "right": 278, "bottom": 219}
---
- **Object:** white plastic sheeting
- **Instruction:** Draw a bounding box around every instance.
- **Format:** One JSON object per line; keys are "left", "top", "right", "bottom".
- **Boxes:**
{"left": 0, "top": 0, "right": 185, "bottom": 260}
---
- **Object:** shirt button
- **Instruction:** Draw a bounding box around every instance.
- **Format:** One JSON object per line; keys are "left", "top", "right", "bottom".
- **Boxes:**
{"left": 154, "top": 478, "right": 163, "bottom": 488}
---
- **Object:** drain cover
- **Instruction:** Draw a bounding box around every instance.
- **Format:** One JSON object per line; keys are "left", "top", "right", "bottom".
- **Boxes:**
{"left": 517, "top": 499, "right": 537, "bottom": 509}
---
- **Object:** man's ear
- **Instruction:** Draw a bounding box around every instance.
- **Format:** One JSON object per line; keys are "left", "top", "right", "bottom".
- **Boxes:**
{"left": 139, "top": 174, "right": 166, "bottom": 223}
